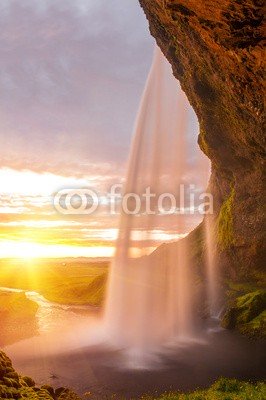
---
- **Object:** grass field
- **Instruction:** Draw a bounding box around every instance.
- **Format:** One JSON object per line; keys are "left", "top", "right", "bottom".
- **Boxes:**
{"left": 0, "top": 291, "right": 38, "bottom": 346}
{"left": 0, "top": 258, "right": 109, "bottom": 346}
{"left": 0, "top": 258, "right": 109, "bottom": 306}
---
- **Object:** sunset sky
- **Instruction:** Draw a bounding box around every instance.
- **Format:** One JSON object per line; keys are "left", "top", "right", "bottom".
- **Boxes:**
{"left": 0, "top": 0, "right": 205, "bottom": 259}
{"left": 0, "top": 0, "right": 154, "bottom": 258}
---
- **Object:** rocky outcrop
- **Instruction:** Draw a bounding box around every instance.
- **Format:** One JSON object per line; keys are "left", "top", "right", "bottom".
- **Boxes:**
{"left": 138, "top": 0, "right": 265, "bottom": 282}
{"left": 0, "top": 351, "right": 80, "bottom": 399}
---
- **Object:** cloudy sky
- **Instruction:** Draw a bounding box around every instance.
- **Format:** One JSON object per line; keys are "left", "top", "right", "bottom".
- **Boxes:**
{"left": 0, "top": 0, "right": 157, "bottom": 257}
{"left": 0, "top": 1, "right": 209, "bottom": 258}
{"left": 0, "top": 0, "right": 154, "bottom": 175}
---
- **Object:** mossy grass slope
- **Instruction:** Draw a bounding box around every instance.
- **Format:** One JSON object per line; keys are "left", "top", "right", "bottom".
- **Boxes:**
{"left": 141, "top": 378, "right": 266, "bottom": 399}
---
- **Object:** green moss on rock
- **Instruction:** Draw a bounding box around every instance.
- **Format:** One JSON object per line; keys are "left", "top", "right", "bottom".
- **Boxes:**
{"left": 22, "top": 376, "right": 36, "bottom": 387}
{"left": 217, "top": 186, "right": 235, "bottom": 250}
{"left": 198, "top": 127, "right": 210, "bottom": 157}
{"left": 221, "top": 290, "right": 266, "bottom": 337}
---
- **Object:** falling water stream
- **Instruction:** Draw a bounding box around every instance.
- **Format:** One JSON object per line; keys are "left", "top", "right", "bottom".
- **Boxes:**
{"left": 104, "top": 47, "right": 212, "bottom": 363}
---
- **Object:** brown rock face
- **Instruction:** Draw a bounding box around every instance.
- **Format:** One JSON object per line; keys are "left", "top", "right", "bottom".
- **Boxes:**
{"left": 139, "top": 0, "right": 265, "bottom": 280}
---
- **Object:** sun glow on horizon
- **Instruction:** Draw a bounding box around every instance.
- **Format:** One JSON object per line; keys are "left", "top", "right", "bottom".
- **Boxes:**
{"left": 0, "top": 167, "right": 119, "bottom": 259}
{"left": 0, "top": 240, "right": 115, "bottom": 259}
{"left": 0, "top": 167, "right": 90, "bottom": 196}
{"left": 0, "top": 168, "right": 192, "bottom": 261}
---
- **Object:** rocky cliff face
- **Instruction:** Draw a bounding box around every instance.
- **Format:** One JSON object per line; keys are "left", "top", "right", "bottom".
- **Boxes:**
{"left": 139, "top": 0, "right": 265, "bottom": 282}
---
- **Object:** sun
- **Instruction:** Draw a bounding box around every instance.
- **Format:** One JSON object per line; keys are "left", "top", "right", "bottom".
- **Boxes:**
{"left": 0, "top": 241, "right": 44, "bottom": 259}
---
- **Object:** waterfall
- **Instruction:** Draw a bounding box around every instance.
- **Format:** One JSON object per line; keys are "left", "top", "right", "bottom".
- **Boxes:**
{"left": 104, "top": 47, "right": 210, "bottom": 362}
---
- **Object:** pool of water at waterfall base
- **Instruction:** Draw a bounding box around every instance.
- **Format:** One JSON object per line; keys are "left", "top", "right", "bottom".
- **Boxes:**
{"left": 4, "top": 311, "right": 266, "bottom": 399}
